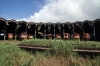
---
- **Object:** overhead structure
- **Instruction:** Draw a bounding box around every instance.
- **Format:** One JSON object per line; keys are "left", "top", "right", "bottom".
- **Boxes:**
{"left": 6, "top": 19, "right": 17, "bottom": 40}
{"left": 0, "top": 17, "right": 100, "bottom": 41}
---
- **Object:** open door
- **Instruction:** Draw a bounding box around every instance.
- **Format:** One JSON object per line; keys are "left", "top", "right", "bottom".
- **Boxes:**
{"left": 27, "top": 22, "right": 36, "bottom": 39}
{"left": 83, "top": 20, "right": 94, "bottom": 41}
{"left": 17, "top": 21, "right": 27, "bottom": 40}
{"left": 36, "top": 22, "right": 45, "bottom": 39}
{"left": 6, "top": 20, "right": 17, "bottom": 40}
{"left": 46, "top": 22, "right": 54, "bottom": 39}
{"left": 55, "top": 22, "right": 63, "bottom": 39}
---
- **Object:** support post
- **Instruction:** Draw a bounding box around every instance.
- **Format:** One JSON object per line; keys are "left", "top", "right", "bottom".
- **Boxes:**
{"left": 26, "top": 23, "right": 28, "bottom": 33}
{"left": 54, "top": 24, "right": 55, "bottom": 39}
{"left": 62, "top": 24, "right": 64, "bottom": 39}
{"left": 44, "top": 24, "right": 46, "bottom": 39}
{"left": 4, "top": 25, "right": 6, "bottom": 40}
{"left": 93, "top": 22, "right": 95, "bottom": 41}
{"left": 15, "top": 23, "right": 18, "bottom": 40}
{"left": 93, "top": 26, "right": 95, "bottom": 41}
{"left": 35, "top": 24, "right": 37, "bottom": 39}
{"left": 15, "top": 29, "right": 17, "bottom": 40}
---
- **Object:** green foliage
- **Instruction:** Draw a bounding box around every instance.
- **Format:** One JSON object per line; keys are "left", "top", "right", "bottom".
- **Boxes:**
{"left": 0, "top": 40, "right": 100, "bottom": 66}
{"left": 20, "top": 39, "right": 100, "bottom": 48}
{"left": 0, "top": 43, "right": 42, "bottom": 66}
{"left": 20, "top": 39, "right": 100, "bottom": 58}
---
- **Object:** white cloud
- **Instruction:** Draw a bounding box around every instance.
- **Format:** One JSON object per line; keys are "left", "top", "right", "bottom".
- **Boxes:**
{"left": 17, "top": 0, "right": 100, "bottom": 23}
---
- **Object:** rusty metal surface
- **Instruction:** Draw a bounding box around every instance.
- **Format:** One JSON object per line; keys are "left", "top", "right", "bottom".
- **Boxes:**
{"left": 18, "top": 45, "right": 50, "bottom": 50}
{"left": 18, "top": 45, "right": 100, "bottom": 53}
{"left": 74, "top": 49, "right": 100, "bottom": 53}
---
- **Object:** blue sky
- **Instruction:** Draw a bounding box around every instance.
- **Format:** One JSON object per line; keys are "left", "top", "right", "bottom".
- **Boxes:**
{"left": 0, "top": 0, "right": 45, "bottom": 19}
{"left": 0, "top": 0, "right": 100, "bottom": 22}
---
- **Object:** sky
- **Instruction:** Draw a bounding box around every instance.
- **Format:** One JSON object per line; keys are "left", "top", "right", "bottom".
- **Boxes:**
{"left": 0, "top": 0, "right": 100, "bottom": 22}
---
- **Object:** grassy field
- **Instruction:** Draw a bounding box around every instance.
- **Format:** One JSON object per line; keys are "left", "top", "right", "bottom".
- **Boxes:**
{"left": 19, "top": 39, "right": 100, "bottom": 48}
{"left": 0, "top": 39, "right": 100, "bottom": 66}
{"left": 0, "top": 40, "right": 21, "bottom": 44}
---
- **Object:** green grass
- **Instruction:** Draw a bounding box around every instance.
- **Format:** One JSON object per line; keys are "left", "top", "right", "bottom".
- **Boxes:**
{"left": 0, "top": 40, "right": 21, "bottom": 44}
{"left": 19, "top": 39, "right": 100, "bottom": 48}
{"left": 0, "top": 43, "right": 45, "bottom": 66}
{"left": 19, "top": 39, "right": 100, "bottom": 57}
{"left": 1, "top": 40, "right": 100, "bottom": 66}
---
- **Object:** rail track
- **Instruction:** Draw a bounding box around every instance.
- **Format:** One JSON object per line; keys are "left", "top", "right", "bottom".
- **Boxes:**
{"left": 18, "top": 45, "right": 100, "bottom": 52}
{"left": 17, "top": 44, "right": 100, "bottom": 58}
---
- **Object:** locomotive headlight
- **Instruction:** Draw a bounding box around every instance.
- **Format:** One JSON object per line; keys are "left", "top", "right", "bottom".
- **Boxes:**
{"left": 0, "top": 33, "right": 4, "bottom": 36}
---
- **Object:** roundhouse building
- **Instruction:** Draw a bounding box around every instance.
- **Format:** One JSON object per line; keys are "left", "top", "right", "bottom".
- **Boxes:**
{"left": 0, "top": 17, "right": 100, "bottom": 41}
